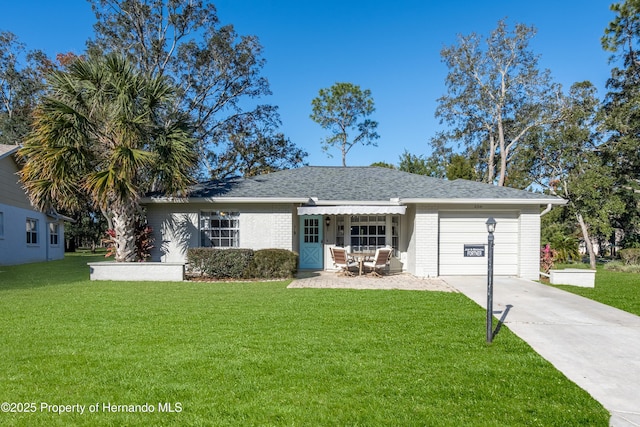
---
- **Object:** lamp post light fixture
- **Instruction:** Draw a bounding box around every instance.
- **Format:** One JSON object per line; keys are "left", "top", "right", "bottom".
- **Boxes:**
{"left": 325, "top": 216, "right": 331, "bottom": 228}
{"left": 485, "top": 217, "right": 497, "bottom": 343}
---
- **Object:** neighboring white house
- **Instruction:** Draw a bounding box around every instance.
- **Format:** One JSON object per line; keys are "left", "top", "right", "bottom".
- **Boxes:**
{"left": 0, "top": 144, "right": 67, "bottom": 266}
{"left": 143, "top": 166, "right": 566, "bottom": 280}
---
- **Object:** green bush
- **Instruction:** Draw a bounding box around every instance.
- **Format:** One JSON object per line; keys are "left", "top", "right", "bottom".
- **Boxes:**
{"left": 604, "top": 260, "right": 640, "bottom": 273}
{"left": 548, "top": 234, "right": 580, "bottom": 263}
{"left": 187, "top": 248, "right": 254, "bottom": 279}
{"left": 243, "top": 249, "right": 298, "bottom": 279}
{"left": 619, "top": 248, "right": 640, "bottom": 265}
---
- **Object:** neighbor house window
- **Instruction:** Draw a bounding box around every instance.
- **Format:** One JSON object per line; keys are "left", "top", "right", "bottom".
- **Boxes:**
{"left": 200, "top": 211, "right": 239, "bottom": 247}
{"left": 26, "top": 218, "right": 38, "bottom": 244}
{"left": 49, "top": 223, "right": 59, "bottom": 246}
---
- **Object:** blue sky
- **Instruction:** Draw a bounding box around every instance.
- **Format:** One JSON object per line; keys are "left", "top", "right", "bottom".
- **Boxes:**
{"left": 0, "top": 0, "right": 615, "bottom": 167}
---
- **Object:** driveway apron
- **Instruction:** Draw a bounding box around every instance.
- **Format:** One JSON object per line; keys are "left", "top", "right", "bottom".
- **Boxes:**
{"left": 442, "top": 275, "right": 640, "bottom": 427}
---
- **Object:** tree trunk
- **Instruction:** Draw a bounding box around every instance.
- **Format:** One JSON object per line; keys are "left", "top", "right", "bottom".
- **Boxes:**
{"left": 112, "top": 203, "right": 138, "bottom": 262}
{"left": 576, "top": 212, "right": 597, "bottom": 269}
{"left": 487, "top": 133, "right": 496, "bottom": 184}
{"left": 497, "top": 118, "right": 507, "bottom": 187}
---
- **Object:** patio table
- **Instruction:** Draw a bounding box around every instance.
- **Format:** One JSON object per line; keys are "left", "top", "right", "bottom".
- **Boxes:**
{"left": 349, "top": 253, "right": 374, "bottom": 276}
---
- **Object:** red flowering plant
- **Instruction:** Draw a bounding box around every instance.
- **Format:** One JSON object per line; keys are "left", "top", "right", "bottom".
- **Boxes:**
{"left": 103, "top": 222, "right": 154, "bottom": 262}
{"left": 540, "top": 244, "right": 558, "bottom": 274}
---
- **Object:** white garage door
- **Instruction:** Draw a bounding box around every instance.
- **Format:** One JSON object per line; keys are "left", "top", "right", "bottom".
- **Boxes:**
{"left": 439, "top": 212, "right": 519, "bottom": 276}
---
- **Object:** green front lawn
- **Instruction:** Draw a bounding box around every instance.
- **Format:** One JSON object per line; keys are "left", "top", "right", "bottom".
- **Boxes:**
{"left": 0, "top": 254, "right": 608, "bottom": 426}
{"left": 552, "top": 265, "right": 640, "bottom": 316}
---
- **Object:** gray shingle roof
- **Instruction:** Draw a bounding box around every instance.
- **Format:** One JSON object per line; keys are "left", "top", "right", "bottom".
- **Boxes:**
{"left": 154, "top": 166, "right": 562, "bottom": 203}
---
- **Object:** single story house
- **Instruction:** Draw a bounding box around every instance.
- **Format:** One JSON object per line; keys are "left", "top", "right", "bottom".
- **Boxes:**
{"left": 0, "top": 144, "right": 67, "bottom": 266}
{"left": 143, "top": 166, "right": 566, "bottom": 279}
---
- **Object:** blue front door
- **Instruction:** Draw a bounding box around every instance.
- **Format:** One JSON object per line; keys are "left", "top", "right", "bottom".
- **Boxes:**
{"left": 299, "top": 216, "right": 323, "bottom": 269}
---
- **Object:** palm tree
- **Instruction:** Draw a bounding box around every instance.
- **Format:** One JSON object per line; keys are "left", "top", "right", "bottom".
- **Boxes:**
{"left": 19, "top": 54, "right": 196, "bottom": 262}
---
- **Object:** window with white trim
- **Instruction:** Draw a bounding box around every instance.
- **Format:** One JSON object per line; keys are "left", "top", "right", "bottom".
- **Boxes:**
{"left": 49, "top": 223, "right": 59, "bottom": 246}
{"left": 350, "top": 215, "right": 387, "bottom": 253}
{"left": 347, "top": 215, "right": 399, "bottom": 254}
{"left": 200, "top": 211, "right": 240, "bottom": 247}
{"left": 26, "top": 218, "right": 38, "bottom": 244}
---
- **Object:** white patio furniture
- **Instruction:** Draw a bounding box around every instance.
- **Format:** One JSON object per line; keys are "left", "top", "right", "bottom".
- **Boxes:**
{"left": 330, "top": 247, "right": 358, "bottom": 276}
{"left": 362, "top": 247, "right": 392, "bottom": 277}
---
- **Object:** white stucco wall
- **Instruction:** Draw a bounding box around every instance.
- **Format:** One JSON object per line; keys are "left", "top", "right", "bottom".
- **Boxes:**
{"left": 145, "top": 203, "right": 294, "bottom": 263}
{"left": 0, "top": 203, "right": 65, "bottom": 266}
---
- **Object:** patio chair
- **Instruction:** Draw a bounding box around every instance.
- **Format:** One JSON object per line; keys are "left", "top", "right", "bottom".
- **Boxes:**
{"left": 330, "top": 247, "right": 358, "bottom": 276}
{"left": 362, "top": 247, "right": 392, "bottom": 277}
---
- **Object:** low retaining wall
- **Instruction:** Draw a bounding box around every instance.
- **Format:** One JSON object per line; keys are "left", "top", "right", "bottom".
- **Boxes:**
{"left": 88, "top": 262, "right": 185, "bottom": 282}
{"left": 549, "top": 268, "right": 596, "bottom": 288}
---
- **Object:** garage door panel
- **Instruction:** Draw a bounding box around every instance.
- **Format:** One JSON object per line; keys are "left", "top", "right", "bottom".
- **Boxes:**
{"left": 439, "top": 212, "right": 519, "bottom": 276}
{"left": 439, "top": 244, "right": 517, "bottom": 256}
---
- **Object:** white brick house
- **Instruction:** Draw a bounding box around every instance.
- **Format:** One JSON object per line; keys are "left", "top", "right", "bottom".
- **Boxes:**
{"left": 143, "top": 166, "right": 565, "bottom": 279}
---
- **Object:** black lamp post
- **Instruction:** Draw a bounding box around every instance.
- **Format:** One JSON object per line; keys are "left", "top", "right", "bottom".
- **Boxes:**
{"left": 486, "top": 217, "right": 496, "bottom": 343}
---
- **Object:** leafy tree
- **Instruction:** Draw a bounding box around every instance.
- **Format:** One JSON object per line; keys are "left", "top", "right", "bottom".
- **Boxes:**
{"left": 0, "top": 31, "right": 48, "bottom": 145}
{"left": 398, "top": 150, "right": 434, "bottom": 176}
{"left": 370, "top": 161, "right": 396, "bottom": 169}
{"left": 531, "top": 82, "right": 624, "bottom": 268}
{"left": 87, "top": 0, "right": 305, "bottom": 178}
{"left": 601, "top": 0, "right": 640, "bottom": 240}
{"left": 19, "top": 54, "right": 196, "bottom": 262}
{"left": 446, "top": 154, "right": 476, "bottom": 180}
{"left": 213, "top": 118, "right": 308, "bottom": 179}
{"left": 64, "top": 209, "right": 109, "bottom": 251}
{"left": 310, "top": 82, "right": 379, "bottom": 166}
{"left": 434, "top": 19, "right": 563, "bottom": 187}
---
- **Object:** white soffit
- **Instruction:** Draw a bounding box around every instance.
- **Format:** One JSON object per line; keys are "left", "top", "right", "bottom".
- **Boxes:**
{"left": 297, "top": 205, "right": 407, "bottom": 215}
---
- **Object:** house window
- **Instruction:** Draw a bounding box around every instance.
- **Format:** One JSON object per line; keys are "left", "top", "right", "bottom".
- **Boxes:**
{"left": 200, "top": 211, "right": 239, "bottom": 247}
{"left": 26, "top": 218, "right": 38, "bottom": 244}
{"left": 391, "top": 215, "right": 400, "bottom": 255}
{"left": 347, "top": 215, "right": 400, "bottom": 254}
{"left": 350, "top": 215, "right": 387, "bottom": 253}
{"left": 303, "top": 218, "right": 320, "bottom": 243}
{"left": 0, "top": 212, "right": 4, "bottom": 238}
{"left": 336, "top": 216, "right": 345, "bottom": 247}
{"left": 49, "top": 223, "right": 59, "bottom": 246}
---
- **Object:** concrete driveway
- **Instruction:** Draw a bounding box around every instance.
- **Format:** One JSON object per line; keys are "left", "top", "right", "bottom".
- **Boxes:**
{"left": 442, "top": 276, "right": 640, "bottom": 426}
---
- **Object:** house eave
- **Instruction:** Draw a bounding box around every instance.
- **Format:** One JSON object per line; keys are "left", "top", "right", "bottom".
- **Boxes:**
{"left": 399, "top": 198, "right": 568, "bottom": 205}
{"left": 141, "top": 196, "right": 311, "bottom": 204}
{"left": 308, "top": 198, "right": 402, "bottom": 206}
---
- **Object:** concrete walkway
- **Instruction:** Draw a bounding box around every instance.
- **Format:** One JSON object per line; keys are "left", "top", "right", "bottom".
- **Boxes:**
{"left": 442, "top": 275, "right": 640, "bottom": 427}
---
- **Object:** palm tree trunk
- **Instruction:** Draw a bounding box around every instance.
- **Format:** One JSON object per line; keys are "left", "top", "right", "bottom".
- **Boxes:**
{"left": 112, "top": 203, "right": 138, "bottom": 262}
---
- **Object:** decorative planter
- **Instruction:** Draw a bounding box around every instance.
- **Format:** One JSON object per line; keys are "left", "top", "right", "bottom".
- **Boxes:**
{"left": 549, "top": 268, "right": 596, "bottom": 288}
{"left": 88, "top": 261, "right": 185, "bottom": 282}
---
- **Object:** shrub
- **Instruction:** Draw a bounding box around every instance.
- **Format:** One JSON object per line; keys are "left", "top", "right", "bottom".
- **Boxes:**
{"left": 540, "top": 244, "right": 557, "bottom": 273}
{"left": 620, "top": 232, "right": 640, "bottom": 249}
{"left": 102, "top": 221, "right": 155, "bottom": 262}
{"left": 548, "top": 234, "right": 579, "bottom": 263}
{"left": 187, "top": 248, "right": 254, "bottom": 279}
{"left": 243, "top": 249, "right": 298, "bottom": 279}
{"left": 619, "top": 248, "right": 640, "bottom": 265}
{"left": 604, "top": 260, "right": 640, "bottom": 273}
